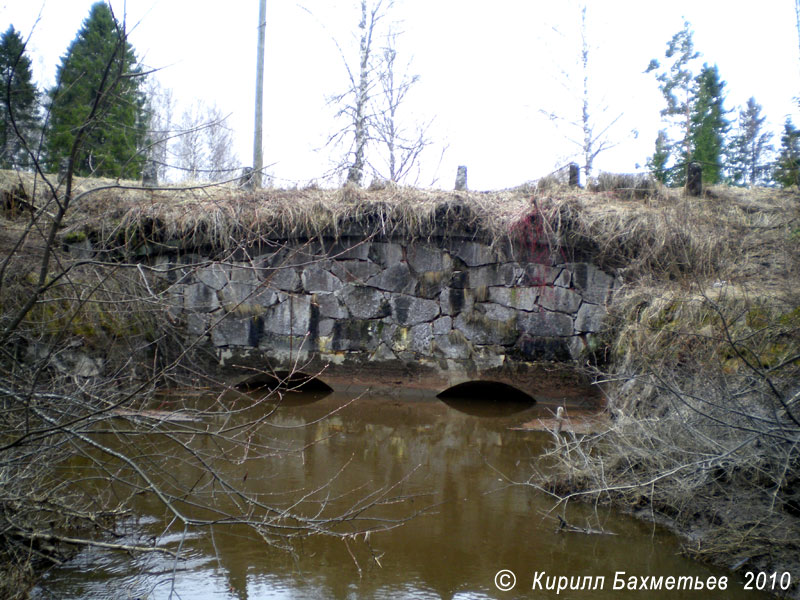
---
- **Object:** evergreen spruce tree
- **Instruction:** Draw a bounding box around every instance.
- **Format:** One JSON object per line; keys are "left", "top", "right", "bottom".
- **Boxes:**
{"left": 686, "top": 64, "right": 728, "bottom": 184}
{"left": 0, "top": 25, "right": 40, "bottom": 169}
{"left": 46, "top": 2, "right": 146, "bottom": 179}
{"left": 645, "top": 20, "right": 700, "bottom": 184}
{"left": 774, "top": 118, "right": 800, "bottom": 187}
{"left": 728, "top": 97, "right": 773, "bottom": 186}
{"left": 647, "top": 129, "right": 671, "bottom": 184}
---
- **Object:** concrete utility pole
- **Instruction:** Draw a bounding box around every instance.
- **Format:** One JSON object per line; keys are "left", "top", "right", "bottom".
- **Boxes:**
{"left": 253, "top": 0, "right": 267, "bottom": 189}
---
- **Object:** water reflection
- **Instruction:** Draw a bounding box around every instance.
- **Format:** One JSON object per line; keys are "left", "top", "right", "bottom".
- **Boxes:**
{"left": 36, "top": 391, "right": 769, "bottom": 600}
{"left": 439, "top": 396, "right": 537, "bottom": 417}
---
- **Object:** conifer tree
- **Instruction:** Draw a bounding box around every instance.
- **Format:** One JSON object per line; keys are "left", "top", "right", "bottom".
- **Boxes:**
{"left": 686, "top": 63, "right": 728, "bottom": 184}
{"left": 46, "top": 2, "right": 146, "bottom": 179}
{"left": 774, "top": 118, "right": 800, "bottom": 187}
{"left": 647, "top": 130, "right": 671, "bottom": 184}
{"left": 0, "top": 25, "right": 40, "bottom": 169}
{"left": 645, "top": 20, "right": 700, "bottom": 183}
{"left": 728, "top": 97, "right": 773, "bottom": 186}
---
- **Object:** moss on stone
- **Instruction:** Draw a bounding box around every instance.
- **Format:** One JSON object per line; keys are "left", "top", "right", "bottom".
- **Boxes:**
{"left": 63, "top": 230, "right": 87, "bottom": 243}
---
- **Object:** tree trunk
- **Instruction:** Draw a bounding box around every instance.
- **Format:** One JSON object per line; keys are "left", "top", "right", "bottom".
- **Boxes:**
{"left": 348, "top": 0, "right": 370, "bottom": 185}
{"left": 580, "top": 6, "right": 592, "bottom": 181}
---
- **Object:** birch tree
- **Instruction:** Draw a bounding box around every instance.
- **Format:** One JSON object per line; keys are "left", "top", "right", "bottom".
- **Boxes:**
{"left": 174, "top": 101, "right": 206, "bottom": 180}
{"left": 346, "top": 0, "right": 386, "bottom": 185}
{"left": 204, "top": 104, "right": 239, "bottom": 181}
{"left": 327, "top": 0, "right": 431, "bottom": 186}
{"left": 540, "top": 4, "right": 626, "bottom": 182}
{"left": 172, "top": 100, "right": 239, "bottom": 182}
{"left": 144, "top": 77, "right": 175, "bottom": 183}
{"left": 371, "top": 30, "right": 432, "bottom": 184}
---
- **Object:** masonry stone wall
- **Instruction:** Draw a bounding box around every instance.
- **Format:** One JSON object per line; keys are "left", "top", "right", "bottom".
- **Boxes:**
{"left": 153, "top": 235, "right": 617, "bottom": 398}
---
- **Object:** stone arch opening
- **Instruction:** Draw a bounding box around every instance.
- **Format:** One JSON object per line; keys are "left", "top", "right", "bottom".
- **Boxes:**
{"left": 237, "top": 370, "right": 333, "bottom": 394}
{"left": 437, "top": 381, "right": 536, "bottom": 417}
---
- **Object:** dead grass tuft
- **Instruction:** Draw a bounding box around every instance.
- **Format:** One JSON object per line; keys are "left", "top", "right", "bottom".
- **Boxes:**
{"left": 589, "top": 172, "right": 661, "bottom": 199}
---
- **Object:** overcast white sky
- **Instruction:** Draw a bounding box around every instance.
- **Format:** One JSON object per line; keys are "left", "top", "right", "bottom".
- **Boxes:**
{"left": 2, "top": 0, "right": 799, "bottom": 189}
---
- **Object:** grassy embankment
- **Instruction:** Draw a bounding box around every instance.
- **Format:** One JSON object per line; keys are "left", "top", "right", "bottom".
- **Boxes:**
{"left": 530, "top": 181, "right": 799, "bottom": 597}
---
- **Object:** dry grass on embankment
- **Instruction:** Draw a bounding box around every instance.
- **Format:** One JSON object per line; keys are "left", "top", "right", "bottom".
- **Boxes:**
{"left": 0, "top": 170, "right": 534, "bottom": 253}
{"left": 2, "top": 170, "right": 800, "bottom": 594}
{"left": 3, "top": 169, "right": 793, "bottom": 277}
{"left": 535, "top": 185, "right": 800, "bottom": 596}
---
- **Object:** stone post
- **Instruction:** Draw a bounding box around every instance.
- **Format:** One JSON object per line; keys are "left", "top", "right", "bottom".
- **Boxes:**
{"left": 240, "top": 167, "right": 255, "bottom": 190}
{"left": 455, "top": 165, "right": 468, "bottom": 191}
{"left": 568, "top": 163, "right": 580, "bottom": 188}
{"left": 686, "top": 162, "right": 702, "bottom": 196}
{"left": 58, "top": 158, "right": 70, "bottom": 180}
{"left": 142, "top": 161, "right": 158, "bottom": 188}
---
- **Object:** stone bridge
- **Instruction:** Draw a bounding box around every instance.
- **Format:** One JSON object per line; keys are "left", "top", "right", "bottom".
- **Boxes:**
{"left": 154, "top": 226, "right": 617, "bottom": 404}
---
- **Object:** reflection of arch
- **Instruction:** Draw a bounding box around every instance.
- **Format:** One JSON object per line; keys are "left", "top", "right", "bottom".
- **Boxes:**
{"left": 437, "top": 381, "right": 536, "bottom": 417}
{"left": 237, "top": 370, "right": 333, "bottom": 394}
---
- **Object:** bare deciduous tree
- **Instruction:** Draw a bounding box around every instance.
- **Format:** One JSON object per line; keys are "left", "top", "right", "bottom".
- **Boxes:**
{"left": 347, "top": 0, "right": 383, "bottom": 185}
{"left": 325, "top": 0, "right": 432, "bottom": 186}
{"left": 204, "top": 104, "right": 240, "bottom": 181}
{"left": 371, "top": 30, "right": 432, "bottom": 184}
{"left": 174, "top": 101, "right": 208, "bottom": 181}
{"left": 540, "top": 4, "right": 629, "bottom": 182}
{"left": 144, "top": 77, "right": 175, "bottom": 183}
{"left": 165, "top": 98, "right": 239, "bottom": 182}
{"left": 327, "top": 0, "right": 388, "bottom": 186}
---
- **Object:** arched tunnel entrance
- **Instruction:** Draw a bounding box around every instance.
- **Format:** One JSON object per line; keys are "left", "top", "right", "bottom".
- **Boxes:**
{"left": 236, "top": 370, "right": 333, "bottom": 395}
{"left": 437, "top": 381, "right": 536, "bottom": 417}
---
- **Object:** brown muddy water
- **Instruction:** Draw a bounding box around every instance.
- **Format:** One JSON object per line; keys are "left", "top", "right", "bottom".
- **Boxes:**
{"left": 34, "top": 389, "right": 773, "bottom": 600}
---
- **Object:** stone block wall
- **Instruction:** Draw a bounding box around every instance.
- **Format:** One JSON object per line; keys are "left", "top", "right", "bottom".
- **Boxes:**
{"left": 157, "top": 237, "right": 617, "bottom": 387}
